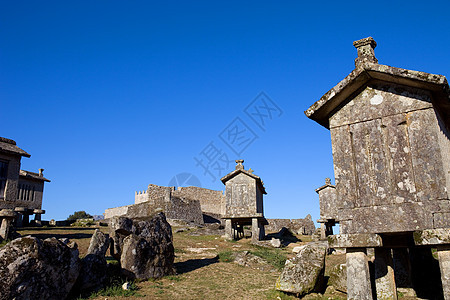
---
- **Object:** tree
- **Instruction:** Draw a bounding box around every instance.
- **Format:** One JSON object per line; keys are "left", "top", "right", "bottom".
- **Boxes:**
{"left": 66, "top": 211, "right": 93, "bottom": 221}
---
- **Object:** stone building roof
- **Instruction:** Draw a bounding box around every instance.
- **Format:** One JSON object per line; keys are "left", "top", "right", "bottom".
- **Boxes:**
{"left": 0, "top": 137, "right": 31, "bottom": 157}
{"left": 315, "top": 178, "right": 335, "bottom": 193}
{"left": 19, "top": 170, "right": 51, "bottom": 182}
{"left": 305, "top": 37, "right": 450, "bottom": 130}
{"left": 221, "top": 160, "right": 267, "bottom": 194}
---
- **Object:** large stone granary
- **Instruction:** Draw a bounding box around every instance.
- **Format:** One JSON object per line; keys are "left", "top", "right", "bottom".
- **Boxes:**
{"left": 306, "top": 37, "right": 450, "bottom": 299}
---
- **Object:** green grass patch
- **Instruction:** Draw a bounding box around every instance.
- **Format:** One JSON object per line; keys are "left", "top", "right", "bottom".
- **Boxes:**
{"left": 218, "top": 250, "right": 234, "bottom": 262}
{"left": 250, "top": 246, "right": 287, "bottom": 271}
{"left": 265, "top": 289, "right": 297, "bottom": 299}
{"left": 174, "top": 248, "right": 186, "bottom": 253}
{"left": 0, "top": 239, "right": 10, "bottom": 248}
{"left": 105, "top": 256, "right": 119, "bottom": 264}
{"left": 88, "top": 281, "right": 141, "bottom": 298}
{"left": 188, "top": 234, "right": 219, "bottom": 241}
{"left": 165, "top": 275, "right": 183, "bottom": 282}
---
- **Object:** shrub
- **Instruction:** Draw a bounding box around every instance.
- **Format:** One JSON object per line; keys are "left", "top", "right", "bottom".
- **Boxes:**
{"left": 67, "top": 211, "right": 93, "bottom": 221}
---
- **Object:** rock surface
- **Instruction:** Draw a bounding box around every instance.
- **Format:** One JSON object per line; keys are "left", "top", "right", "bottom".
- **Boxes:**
{"left": 276, "top": 242, "right": 327, "bottom": 296}
{"left": 75, "top": 230, "right": 110, "bottom": 293}
{"left": 232, "top": 250, "right": 274, "bottom": 271}
{"left": 271, "top": 238, "right": 281, "bottom": 248}
{"left": 87, "top": 229, "right": 110, "bottom": 256}
{"left": 328, "top": 263, "right": 347, "bottom": 293}
{"left": 0, "top": 236, "right": 80, "bottom": 300}
{"left": 112, "top": 212, "right": 175, "bottom": 279}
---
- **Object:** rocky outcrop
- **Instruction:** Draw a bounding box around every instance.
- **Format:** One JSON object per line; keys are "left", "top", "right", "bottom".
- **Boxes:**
{"left": 0, "top": 236, "right": 80, "bottom": 300}
{"left": 75, "top": 229, "right": 110, "bottom": 293}
{"left": 276, "top": 242, "right": 327, "bottom": 296}
{"left": 328, "top": 263, "right": 347, "bottom": 293}
{"left": 110, "top": 212, "right": 175, "bottom": 279}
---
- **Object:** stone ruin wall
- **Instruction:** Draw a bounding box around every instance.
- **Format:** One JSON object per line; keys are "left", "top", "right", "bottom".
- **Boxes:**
{"left": 134, "top": 190, "right": 148, "bottom": 204}
{"left": 266, "top": 215, "right": 316, "bottom": 235}
{"left": 104, "top": 205, "right": 131, "bottom": 219}
{"left": 164, "top": 196, "right": 204, "bottom": 224}
{"left": 172, "top": 186, "right": 225, "bottom": 216}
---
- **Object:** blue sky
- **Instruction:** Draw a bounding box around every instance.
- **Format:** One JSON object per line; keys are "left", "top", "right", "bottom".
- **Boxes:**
{"left": 1, "top": 1, "right": 449, "bottom": 222}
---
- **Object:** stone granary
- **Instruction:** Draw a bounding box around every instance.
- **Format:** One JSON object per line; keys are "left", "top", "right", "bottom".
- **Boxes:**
{"left": 306, "top": 37, "right": 450, "bottom": 299}
{"left": 221, "top": 159, "right": 268, "bottom": 242}
{"left": 0, "top": 137, "right": 49, "bottom": 240}
{"left": 315, "top": 178, "right": 337, "bottom": 239}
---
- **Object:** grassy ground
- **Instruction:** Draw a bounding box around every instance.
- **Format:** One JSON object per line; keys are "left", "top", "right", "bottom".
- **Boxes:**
{"left": 14, "top": 226, "right": 348, "bottom": 299}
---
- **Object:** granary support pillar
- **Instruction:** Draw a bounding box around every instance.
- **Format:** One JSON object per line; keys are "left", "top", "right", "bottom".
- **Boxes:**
{"left": 437, "top": 245, "right": 450, "bottom": 300}
{"left": 346, "top": 248, "right": 373, "bottom": 300}
{"left": 252, "top": 218, "right": 265, "bottom": 242}
{"left": 320, "top": 223, "right": 326, "bottom": 239}
{"left": 0, "top": 209, "right": 16, "bottom": 241}
{"left": 329, "top": 233, "right": 383, "bottom": 300}
{"left": 14, "top": 207, "right": 26, "bottom": 227}
{"left": 224, "top": 219, "right": 233, "bottom": 240}
{"left": 374, "top": 248, "right": 397, "bottom": 300}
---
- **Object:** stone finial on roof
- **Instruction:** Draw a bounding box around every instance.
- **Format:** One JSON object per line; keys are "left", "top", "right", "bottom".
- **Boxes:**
{"left": 353, "top": 37, "right": 378, "bottom": 67}
{"left": 235, "top": 159, "right": 244, "bottom": 170}
{"left": 39, "top": 168, "right": 44, "bottom": 177}
{"left": 325, "top": 178, "right": 331, "bottom": 185}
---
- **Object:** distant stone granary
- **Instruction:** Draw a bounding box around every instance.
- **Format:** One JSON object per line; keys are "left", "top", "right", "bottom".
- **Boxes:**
{"left": 221, "top": 159, "right": 268, "bottom": 241}
{"left": 0, "top": 137, "right": 50, "bottom": 240}
{"left": 315, "top": 178, "right": 337, "bottom": 238}
{"left": 306, "top": 37, "right": 450, "bottom": 299}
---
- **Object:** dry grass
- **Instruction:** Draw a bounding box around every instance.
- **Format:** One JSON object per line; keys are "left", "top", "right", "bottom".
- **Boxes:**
{"left": 16, "top": 226, "right": 348, "bottom": 299}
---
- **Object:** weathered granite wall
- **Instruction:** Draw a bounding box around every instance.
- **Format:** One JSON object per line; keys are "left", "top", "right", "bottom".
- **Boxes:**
{"left": 266, "top": 215, "right": 316, "bottom": 235}
{"left": 104, "top": 205, "right": 130, "bottom": 219}
{"left": 329, "top": 83, "right": 450, "bottom": 234}
{"left": 134, "top": 190, "right": 148, "bottom": 204}
{"left": 0, "top": 152, "right": 20, "bottom": 207}
{"left": 165, "top": 196, "right": 204, "bottom": 224}
{"left": 224, "top": 173, "right": 260, "bottom": 218}
{"left": 172, "top": 186, "right": 225, "bottom": 216}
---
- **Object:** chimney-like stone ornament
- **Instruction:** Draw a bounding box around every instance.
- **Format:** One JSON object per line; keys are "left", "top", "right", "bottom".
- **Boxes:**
{"left": 39, "top": 168, "right": 44, "bottom": 177}
{"left": 235, "top": 159, "right": 244, "bottom": 170}
{"left": 325, "top": 177, "right": 331, "bottom": 185}
{"left": 353, "top": 37, "right": 378, "bottom": 67}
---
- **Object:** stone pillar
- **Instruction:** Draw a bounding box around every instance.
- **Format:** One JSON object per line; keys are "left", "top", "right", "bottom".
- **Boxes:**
{"left": 224, "top": 219, "right": 233, "bottom": 240}
{"left": 0, "top": 209, "right": 16, "bottom": 240}
{"left": 252, "top": 218, "right": 265, "bottom": 242}
{"left": 374, "top": 248, "right": 397, "bottom": 300}
{"left": 437, "top": 245, "right": 450, "bottom": 300}
{"left": 320, "top": 223, "right": 326, "bottom": 239}
{"left": 392, "top": 248, "right": 415, "bottom": 296}
{"left": 14, "top": 207, "right": 26, "bottom": 227}
{"left": 33, "top": 209, "right": 45, "bottom": 226}
{"left": 346, "top": 248, "right": 373, "bottom": 300}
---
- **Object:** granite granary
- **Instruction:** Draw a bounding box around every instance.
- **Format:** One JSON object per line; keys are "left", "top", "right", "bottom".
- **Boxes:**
{"left": 0, "top": 137, "right": 50, "bottom": 241}
{"left": 307, "top": 37, "right": 450, "bottom": 299}
{"left": 221, "top": 159, "right": 268, "bottom": 242}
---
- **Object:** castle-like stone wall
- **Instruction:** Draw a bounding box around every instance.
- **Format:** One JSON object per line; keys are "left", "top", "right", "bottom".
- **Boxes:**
{"left": 172, "top": 186, "right": 225, "bottom": 216}
{"left": 104, "top": 204, "right": 131, "bottom": 219}
{"left": 134, "top": 190, "right": 148, "bottom": 204}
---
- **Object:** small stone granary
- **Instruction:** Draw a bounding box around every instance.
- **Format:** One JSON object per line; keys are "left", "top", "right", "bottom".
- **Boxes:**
{"left": 0, "top": 137, "right": 49, "bottom": 240}
{"left": 315, "top": 178, "right": 337, "bottom": 239}
{"left": 306, "top": 37, "right": 450, "bottom": 299}
{"left": 221, "top": 159, "right": 268, "bottom": 241}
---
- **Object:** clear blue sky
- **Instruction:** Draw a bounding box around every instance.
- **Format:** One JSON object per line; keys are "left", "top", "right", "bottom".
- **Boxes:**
{"left": 1, "top": 1, "right": 449, "bottom": 221}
